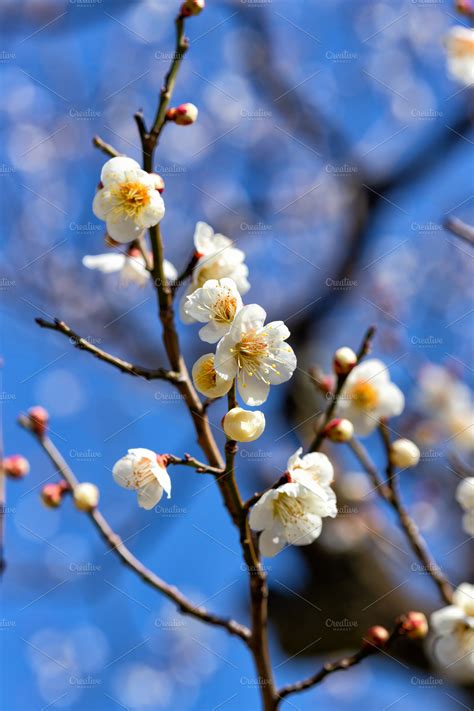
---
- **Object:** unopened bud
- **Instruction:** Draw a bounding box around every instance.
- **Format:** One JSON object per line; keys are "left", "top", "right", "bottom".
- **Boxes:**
{"left": 180, "top": 0, "right": 205, "bottom": 17}
{"left": 324, "top": 418, "right": 354, "bottom": 443}
{"left": 455, "top": 0, "right": 473, "bottom": 17}
{"left": 151, "top": 173, "right": 165, "bottom": 193}
{"left": 166, "top": 103, "right": 198, "bottom": 126}
{"left": 223, "top": 407, "right": 265, "bottom": 442}
{"left": 390, "top": 439, "right": 420, "bottom": 469}
{"left": 333, "top": 347, "right": 357, "bottom": 375}
{"left": 364, "top": 625, "right": 390, "bottom": 648}
{"left": 3, "top": 455, "right": 30, "bottom": 479}
{"left": 41, "top": 481, "right": 69, "bottom": 508}
{"left": 73, "top": 482, "right": 100, "bottom": 512}
{"left": 28, "top": 406, "right": 49, "bottom": 437}
{"left": 397, "top": 611, "right": 429, "bottom": 640}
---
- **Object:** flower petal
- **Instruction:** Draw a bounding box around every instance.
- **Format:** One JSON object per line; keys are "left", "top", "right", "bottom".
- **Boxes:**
{"left": 101, "top": 156, "right": 141, "bottom": 186}
{"left": 82, "top": 253, "right": 125, "bottom": 273}
{"left": 238, "top": 371, "right": 270, "bottom": 406}
{"left": 377, "top": 382, "right": 405, "bottom": 418}
{"left": 137, "top": 480, "right": 164, "bottom": 510}
{"left": 214, "top": 334, "right": 239, "bottom": 380}
{"left": 259, "top": 528, "right": 286, "bottom": 557}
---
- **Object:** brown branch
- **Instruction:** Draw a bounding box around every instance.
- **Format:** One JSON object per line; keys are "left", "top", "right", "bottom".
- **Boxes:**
{"left": 35, "top": 318, "right": 180, "bottom": 383}
{"left": 348, "top": 431, "right": 453, "bottom": 605}
{"left": 171, "top": 251, "right": 200, "bottom": 297}
{"left": 277, "top": 629, "right": 399, "bottom": 700}
{"left": 308, "top": 326, "right": 376, "bottom": 452}
{"left": 18, "top": 416, "right": 250, "bottom": 642}
{"left": 92, "top": 135, "right": 121, "bottom": 158}
{"left": 445, "top": 216, "right": 474, "bottom": 246}
{"left": 165, "top": 454, "right": 223, "bottom": 475}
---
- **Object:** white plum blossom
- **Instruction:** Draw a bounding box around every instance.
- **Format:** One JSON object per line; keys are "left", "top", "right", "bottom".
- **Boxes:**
{"left": 183, "top": 278, "right": 243, "bottom": 343}
{"left": 456, "top": 477, "right": 474, "bottom": 511}
{"left": 93, "top": 157, "right": 165, "bottom": 243}
{"left": 214, "top": 304, "right": 297, "bottom": 406}
{"left": 112, "top": 448, "right": 171, "bottom": 510}
{"left": 429, "top": 583, "right": 474, "bottom": 683}
{"left": 83, "top": 248, "right": 177, "bottom": 288}
{"left": 180, "top": 222, "right": 249, "bottom": 323}
{"left": 192, "top": 353, "right": 233, "bottom": 399}
{"left": 249, "top": 447, "right": 337, "bottom": 557}
{"left": 223, "top": 407, "right": 265, "bottom": 442}
{"left": 336, "top": 359, "right": 405, "bottom": 436}
{"left": 445, "top": 26, "right": 474, "bottom": 86}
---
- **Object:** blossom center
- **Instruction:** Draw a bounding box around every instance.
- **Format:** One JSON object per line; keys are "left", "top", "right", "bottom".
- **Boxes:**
{"left": 112, "top": 181, "right": 150, "bottom": 219}
{"left": 133, "top": 457, "right": 157, "bottom": 487}
{"left": 452, "top": 35, "right": 474, "bottom": 59}
{"left": 273, "top": 492, "right": 305, "bottom": 525}
{"left": 212, "top": 291, "right": 238, "bottom": 324}
{"left": 233, "top": 330, "right": 269, "bottom": 374}
{"left": 350, "top": 380, "right": 379, "bottom": 411}
{"left": 194, "top": 356, "right": 217, "bottom": 391}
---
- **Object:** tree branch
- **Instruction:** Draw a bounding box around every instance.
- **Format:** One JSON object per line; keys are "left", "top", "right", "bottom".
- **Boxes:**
{"left": 18, "top": 416, "right": 250, "bottom": 642}
{"left": 92, "top": 135, "right": 121, "bottom": 158}
{"left": 35, "top": 318, "right": 180, "bottom": 383}
{"left": 444, "top": 216, "right": 474, "bottom": 246}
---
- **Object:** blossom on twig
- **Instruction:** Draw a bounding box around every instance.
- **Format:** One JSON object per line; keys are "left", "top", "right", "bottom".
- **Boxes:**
{"left": 184, "top": 278, "right": 242, "bottom": 342}
{"left": 223, "top": 407, "right": 265, "bottom": 442}
{"left": 192, "top": 353, "right": 233, "bottom": 398}
{"left": 429, "top": 583, "right": 474, "bottom": 683}
{"left": 93, "top": 157, "right": 165, "bottom": 243}
{"left": 83, "top": 248, "right": 177, "bottom": 288}
{"left": 113, "top": 449, "right": 171, "bottom": 510}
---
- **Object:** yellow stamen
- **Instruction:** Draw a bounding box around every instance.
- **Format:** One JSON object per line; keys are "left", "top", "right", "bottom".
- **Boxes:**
{"left": 350, "top": 380, "right": 379, "bottom": 411}
{"left": 111, "top": 180, "right": 150, "bottom": 219}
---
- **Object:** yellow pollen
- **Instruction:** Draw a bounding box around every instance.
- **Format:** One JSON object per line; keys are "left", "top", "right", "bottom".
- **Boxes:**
{"left": 234, "top": 330, "right": 269, "bottom": 373}
{"left": 452, "top": 34, "right": 474, "bottom": 59}
{"left": 112, "top": 180, "right": 150, "bottom": 219}
{"left": 213, "top": 292, "right": 238, "bottom": 323}
{"left": 194, "top": 356, "right": 217, "bottom": 391}
{"left": 273, "top": 492, "right": 304, "bottom": 524}
{"left": 350, "top": 380, "right": 379, "bottom": 411}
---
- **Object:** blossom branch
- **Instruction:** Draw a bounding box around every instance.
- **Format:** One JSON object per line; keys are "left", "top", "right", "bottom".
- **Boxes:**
{"left": 445, "top": 216, "right": 474, "bottom": 246}
{"left": 165, "top": 453, "right": 223, "bottom": 475}
{"left": 348, "top": 430, "right": 453, "bottom": 605}
{"left": 308, "top": 326, "right": 376, "bottom": 452}
{"left": 92, "top": 135, "right": 121, "bottom": 158}
{"left": 18, "top": 415, "right": 250, "bottom": 642}
{"left": 35, "top": 318, "right": 180, "bottom": 383}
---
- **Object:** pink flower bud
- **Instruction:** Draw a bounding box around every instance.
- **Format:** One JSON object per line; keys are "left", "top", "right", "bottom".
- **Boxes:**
{"left": 41, "top": 481, "right": 69, "bottom": 509}
{"left": 180, "top": 0, "right": 205, "bottom": 17}
{"left": 28, "top": 406, "right": 49, "bottom": 437}
{"left": 397, "top": 611, "right": 429, "bottom": 640}
{"left": 3, "top": 455, "right": 30, "bottom": 479}
{"left": 167, "top": 103, "right": 198, "bottom": 126}
{"left": 150, "top": 173, "right": 165, "bottom": 193}
{"left": 456, "top": 0, "right": 473, "bottom": 16}
{"left": 364, "top": 625, "right": 390, "bottom": 648}
{"left": 333, "top": 347, "right": 357, "bottom": 375}
{"left": 324, "top": 418, "right": 354, "bottom": 443}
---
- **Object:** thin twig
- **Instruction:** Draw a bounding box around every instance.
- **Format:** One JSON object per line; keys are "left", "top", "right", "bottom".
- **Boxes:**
{"left": 171, "top": 251, "right": 200, "bottom": 297}
{"left": 166, "top": 454, "right": 223, "bottom": 475}
{"left": 18, "top": 416, "right": 250, "bottom": 642}
{"left": 308, "top": 326, "right": 376, "bottom": 452}
{"left": 35, "top": 318, "right": 180, "bottom": 383}
{"left": 92, "top": 136, "right": 121, "bottom": 158}
{"left": 445, "top": 216, "right": 474, "bottom": 246}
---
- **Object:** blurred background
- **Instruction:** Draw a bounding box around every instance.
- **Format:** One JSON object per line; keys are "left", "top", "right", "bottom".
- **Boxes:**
{"left": 1, "top": 0, "right": 473, "bottom": 709}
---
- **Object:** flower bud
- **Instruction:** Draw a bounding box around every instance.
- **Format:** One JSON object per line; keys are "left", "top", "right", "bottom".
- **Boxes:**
{"left": 455, "top": 0, "right": 473, "bottom": 17}
{"left": 333, "top": 347, "right": 357, "bottom": 375}
{"left": 180, "top": 0, "right": 205, "bottom": 17}
{"left": 223, "top": 407, "right": 265, "bottom": 442}
{"left": 73, "top": 483, "right": 100, "bottom": 512}
{"left": 397, "top": 611, "right": 428, "bottom": 640}
{"left": 28, "top": 406, "right": 49, "bottom": 437}
{"left": 150, "top": 173, "right": 165, "bottom": 193}
{"left": 41, "top": 481, "right": 69, "bottom": 508}
{"left": 166, "top": 103, "right": 198, "bottom": 126}
{"left": 364, "top": 625, "right": 390, "bottom": 648}
{"left": 3, "top": 454, "right": 30, "bottom": 479}
{"left": 324, "top": 418, "right": 354, "bottom": 443}
{"left": 389, "top": 439, "right": 420, "bottom": 469}
{"left": 455, "top": 476, "right": 474, "bottom": 511}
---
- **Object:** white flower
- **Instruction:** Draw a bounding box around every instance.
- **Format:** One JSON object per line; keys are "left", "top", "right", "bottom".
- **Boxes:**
{"left": 93, "top": 156, "right": 165, "bottom": 243}
{"left": 180, "top": 222, "right": 250, "bottom": 323}
{"left": 249, "top": 447, "right": 337, "bottom": 557}
{"left": 456, "top": 477, "right": 474, "bottom": 511}
{"left": 462, "top": 509, "right": 474, "bottom": 536}
{"left": 336, "top": 359, "right": 404, "bottom": 436}
{"left": 429, "top": 583, "right": 474, "bottom": 683}
{"left": 223, "top": 407, "right": 265, "bottom": 442}
{"left": 446, "top": 406, "right": 474, "bottom": 454}
{"left": 191, "top": 353, "right": 233, "bottom": 399}
{"left": 445, "top": 26, "right": 474, "bottom": 86}
{"left": 183, "top": 278, "right": 243, "bottom": 343}
{"left": 73, "top": 482, "right": 100, "bottom": 512}
{"left": 83, "top": 249, "right": 177, "bottom": 288}
{"left": 112, "top": 448, "right": 171, "bottom": 510}
{"left": 287, "top": 447, "right": 337, "bottom": 518}
{"left": 214, "top": 304, "right": 297, "bottom": 406}
{"left": 389, "top": 439, "right": 420, "bottom": 469}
